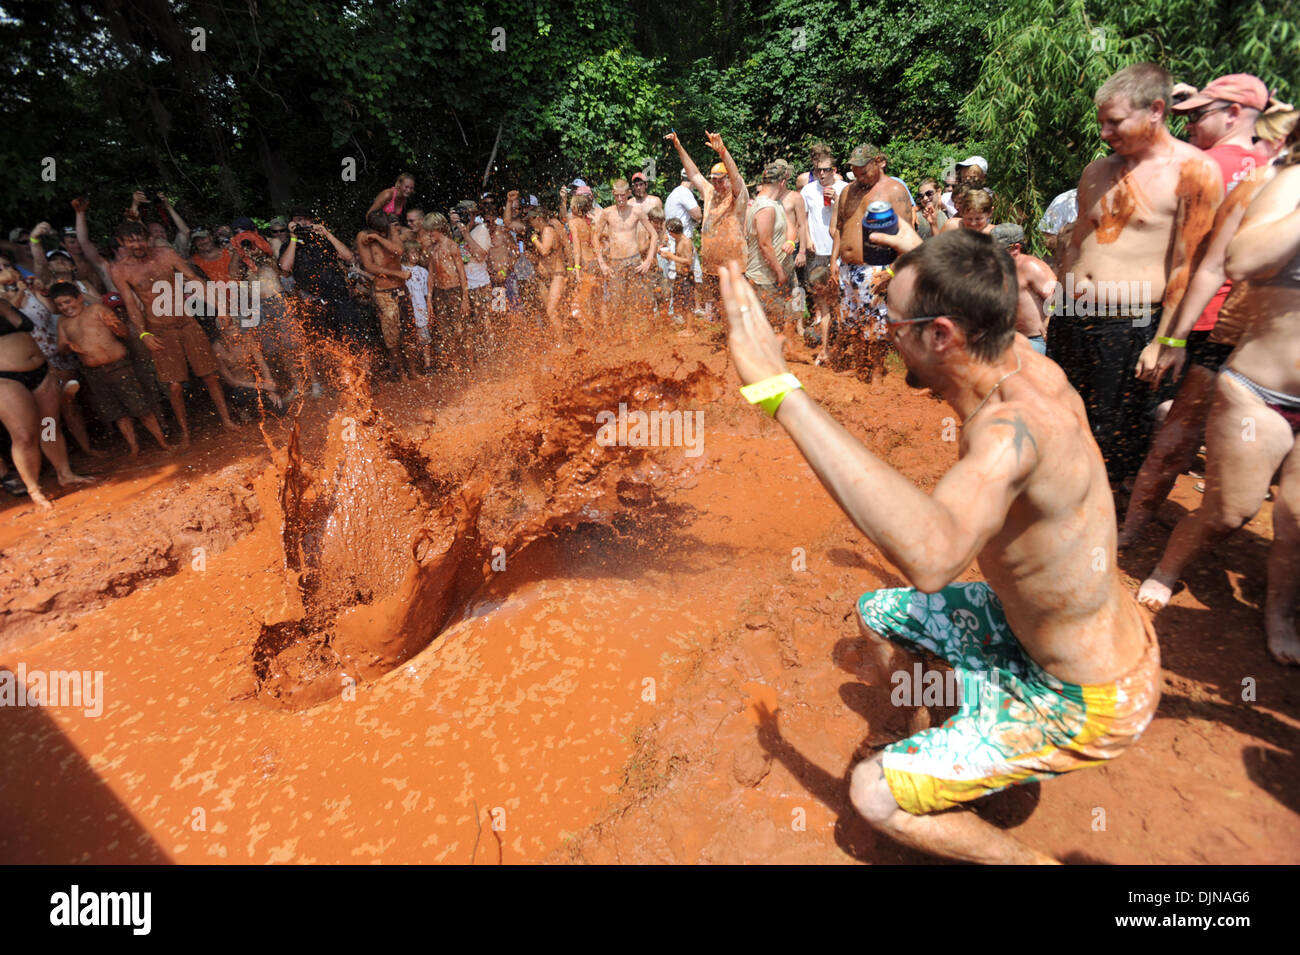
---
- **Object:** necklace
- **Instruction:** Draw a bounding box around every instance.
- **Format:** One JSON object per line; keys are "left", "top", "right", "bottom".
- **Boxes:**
{"left": 964, "top": 352, "right": 1022, "bottom": 424}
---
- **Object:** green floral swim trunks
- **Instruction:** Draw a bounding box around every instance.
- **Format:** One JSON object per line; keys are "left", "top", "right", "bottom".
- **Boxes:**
{"left": 858, "top": 582, "right": 1160, "bottom": 815}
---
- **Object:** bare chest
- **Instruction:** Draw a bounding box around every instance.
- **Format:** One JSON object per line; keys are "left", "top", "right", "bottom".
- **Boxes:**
{"left": 1084, "top": 161, "right": 1180, "bottom": 242}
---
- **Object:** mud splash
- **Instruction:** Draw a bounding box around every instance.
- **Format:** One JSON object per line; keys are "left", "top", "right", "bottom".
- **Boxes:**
{"left": 250, "top": 348, "right": 722, "bottom": 709}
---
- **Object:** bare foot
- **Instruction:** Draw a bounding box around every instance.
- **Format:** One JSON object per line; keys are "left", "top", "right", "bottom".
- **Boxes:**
{"left": 1137, "top": 574, "right": 1175, "bottom": 612}
{"left": 1265, "top": 612, "right": 1300, "bottom": 666}
{"left": 29, "top": 488, "right": 53, "bottom": 510}
{"left": 56, "top": 471, "right": 94, "bottom": 486}
{"left": 128, "top": 445, "right": 140, "bottom": 459}
{"left": 221, "top": 420, "right": 238, "bottom": 432}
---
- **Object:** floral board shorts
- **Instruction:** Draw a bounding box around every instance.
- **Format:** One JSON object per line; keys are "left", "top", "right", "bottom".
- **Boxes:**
{"left": 858, "top": 583, "right": 1160, "bottom": 815}
{"left": 839, "top": 263, "right": 889, "bottom": 340}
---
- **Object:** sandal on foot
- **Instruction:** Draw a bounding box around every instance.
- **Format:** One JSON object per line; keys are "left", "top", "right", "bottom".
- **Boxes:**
{"left": 1, "top": 473, "right": 29, "bottom": 496}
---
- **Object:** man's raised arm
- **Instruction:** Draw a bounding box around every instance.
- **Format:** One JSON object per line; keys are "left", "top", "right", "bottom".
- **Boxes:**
{"left": 708, "top": 131, "right": 748, "bottom": 205}
{"left": 666, "top": 132, "right": 709, "bottom": 197}
{"left": 721, "top": 263, "right": 1033, "bottom": 593}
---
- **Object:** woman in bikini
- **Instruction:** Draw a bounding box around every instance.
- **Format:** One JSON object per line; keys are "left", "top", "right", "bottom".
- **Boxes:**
{"left": 526, "top": 206, "right": 567, "bottom": 336}
{"left": 367, "top": 172, "right": 417, "bottom": 224}
{"left": 0, "top": 266, "right": 92, "bottom": 508}
{"left": 1122, "top": 111, "right": 1300, "bottom": 546}
{"left": 1137, "top": 134, "right": 1300, "bottom": 666}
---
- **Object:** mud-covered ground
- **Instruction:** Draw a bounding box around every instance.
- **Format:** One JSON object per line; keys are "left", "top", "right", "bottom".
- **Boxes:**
{"left": 1, "top": 325, "right": 1296, "bottom": 864}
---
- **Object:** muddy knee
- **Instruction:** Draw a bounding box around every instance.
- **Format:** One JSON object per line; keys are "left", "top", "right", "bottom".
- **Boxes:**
{"left": 849, "top": 755, "right": 899, "bottom": 827}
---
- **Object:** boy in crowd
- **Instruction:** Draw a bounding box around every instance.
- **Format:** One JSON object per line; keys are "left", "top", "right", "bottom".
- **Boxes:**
{"left": 402, "top": 240, "right": 434, "bottom": 373}
{"left": 660, "top": 218, "right": 694, "bottom": 323}
{"left": 51, "top": 282, "right": 169, "bottom": 458}
{"left": 423, "top": 213, "right": 471, "bottom": 370}
{"left": 209, "top": 315, "right": 285, "bottom": 421}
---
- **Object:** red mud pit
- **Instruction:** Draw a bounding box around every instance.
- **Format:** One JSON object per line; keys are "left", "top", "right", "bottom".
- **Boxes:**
{"left": 1, "top": 330, "right": 1297, "bottom": 864}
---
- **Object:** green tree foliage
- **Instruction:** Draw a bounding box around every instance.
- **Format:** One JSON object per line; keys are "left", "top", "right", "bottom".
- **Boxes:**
{"left": 965, "top": 0, "right": 1298, "bottom": 232}
{"left": 2, "top": 0, "right": 1295, "bottom": 244}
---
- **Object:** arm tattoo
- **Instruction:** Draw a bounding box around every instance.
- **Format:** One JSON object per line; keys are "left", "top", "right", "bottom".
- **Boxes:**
{"left": 990, "top": 413, "right": 1038, "bottom": 466}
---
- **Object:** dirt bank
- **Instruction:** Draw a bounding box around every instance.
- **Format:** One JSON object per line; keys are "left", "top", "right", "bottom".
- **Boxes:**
{"left": 1, "top": 328, "right": 1296, "bottom": 864}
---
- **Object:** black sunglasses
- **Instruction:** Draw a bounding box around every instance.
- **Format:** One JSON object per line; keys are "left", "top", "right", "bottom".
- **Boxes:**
{"left": 814, "top": 166, "right": 834, "bottom": 174}
{"left": 1184, "top": 103, "right": 1230, "bottom": 124}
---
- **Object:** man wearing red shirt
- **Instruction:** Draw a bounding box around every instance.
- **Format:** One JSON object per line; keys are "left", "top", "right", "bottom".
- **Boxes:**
{"left": 1139, "top": 74, "right": 1271, "bottom": 375}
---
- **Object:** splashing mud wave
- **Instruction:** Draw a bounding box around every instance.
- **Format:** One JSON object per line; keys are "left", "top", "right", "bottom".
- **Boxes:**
{"left": 250, "top": 350, "right": 723, "bottom": 708}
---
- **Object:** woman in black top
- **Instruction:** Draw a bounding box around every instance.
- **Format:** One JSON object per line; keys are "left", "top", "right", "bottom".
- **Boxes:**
{"left": 0, "top": 288, "right": 91, "bottom": 508}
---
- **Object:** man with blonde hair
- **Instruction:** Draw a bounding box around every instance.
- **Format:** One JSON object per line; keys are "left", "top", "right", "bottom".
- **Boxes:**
{"left": 1050, "top": 62, "right": 1222, "bottom": 491}
{"left": 594, "top": 177, "right": 658, "bottom": 322}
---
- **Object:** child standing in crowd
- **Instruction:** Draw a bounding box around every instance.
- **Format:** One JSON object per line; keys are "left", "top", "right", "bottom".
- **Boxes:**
{"left": 402, "top": 240, "right": 433, "bottom": 373}
{"left": 660, "top": 218, "right": 694, "bottom": 324}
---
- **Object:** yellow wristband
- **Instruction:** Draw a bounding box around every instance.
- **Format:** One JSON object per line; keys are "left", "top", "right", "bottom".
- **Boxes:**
{"left": 289, "top": 237, "right": 300, "bottom": 244}
{"left": 1156, "top": 336, "right": 1187, "bottom": 348}
{"left": 885, "top": 266, "right": 894, "bottom": 278}
{"left": 740, "top": 373, "right": 803, "bottom": 417}
{"left": 139, "top": 332, "right": 154, "bottom": 340}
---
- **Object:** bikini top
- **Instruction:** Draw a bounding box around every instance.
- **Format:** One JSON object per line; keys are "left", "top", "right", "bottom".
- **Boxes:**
{"left": 0, "top": 309, "right": 35, "bottom": 336}
{"left": 1258, "top": 205, "right": 1300, "bottom": 288}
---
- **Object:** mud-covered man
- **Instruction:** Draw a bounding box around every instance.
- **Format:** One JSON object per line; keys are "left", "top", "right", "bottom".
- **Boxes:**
{"left": 593, "top": 178, "right": 658, "bottom": 323}
{"left": 109, "top": 220, "right": 237, "bottom": 445}
{"left": 1050, "top": 63, "right": 1222, "bottom": 488}
{"left": 52, "top": 281, "right": 169, "bottom": 458}
{"left": 991, "top": 224, "right": 1056, "bottom": 355}
{"left": 829, "top": 144, "right": 912, "bottom": 380}
{"left": 722, "top": 224, "right": 1160, "bottom": 864}
{"left": 666, "top": 130, "right": 749, "bottom": 322}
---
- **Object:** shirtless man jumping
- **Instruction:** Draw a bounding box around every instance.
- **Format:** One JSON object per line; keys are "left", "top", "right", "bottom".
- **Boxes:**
{"left": 991, "top": 224, "right": 1056, "bottom": 354}
{"left": 594, "top": 179, "right": 657, "bottom": 327}
{"left": 666, "top": 130, "right": 748, "bottom": 323}
{"left": 1050, "top": 63, "right": 1222, "bottom": 490}
{"left": 829, "top": 144, "right": 913, "bottom": 380}
{"left": 722, "top": 225, "right": 1159, "bottom": 864}
{"left": 109, "top": 220, "right": 237, "bottom": 446}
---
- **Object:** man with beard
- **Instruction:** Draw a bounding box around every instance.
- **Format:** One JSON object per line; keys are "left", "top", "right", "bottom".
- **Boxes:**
{"left": 720, "top": 225, "right": 1159, "bottom": 864}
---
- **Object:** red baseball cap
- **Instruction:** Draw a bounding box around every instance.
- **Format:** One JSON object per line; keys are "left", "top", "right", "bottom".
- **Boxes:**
{"left": 631, "top": 172, "right": 648, "bottom": 183}
{"left": 1173, "top": 74, "right": 1268, "bottom": 112}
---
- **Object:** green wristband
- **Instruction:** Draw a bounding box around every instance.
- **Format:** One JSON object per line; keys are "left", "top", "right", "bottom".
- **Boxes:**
{"left": 740, "top": 373, "right": 803, "bottom": 417}
{"left": 1156, "top": 336, "right": 1187, "bottom": 348}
